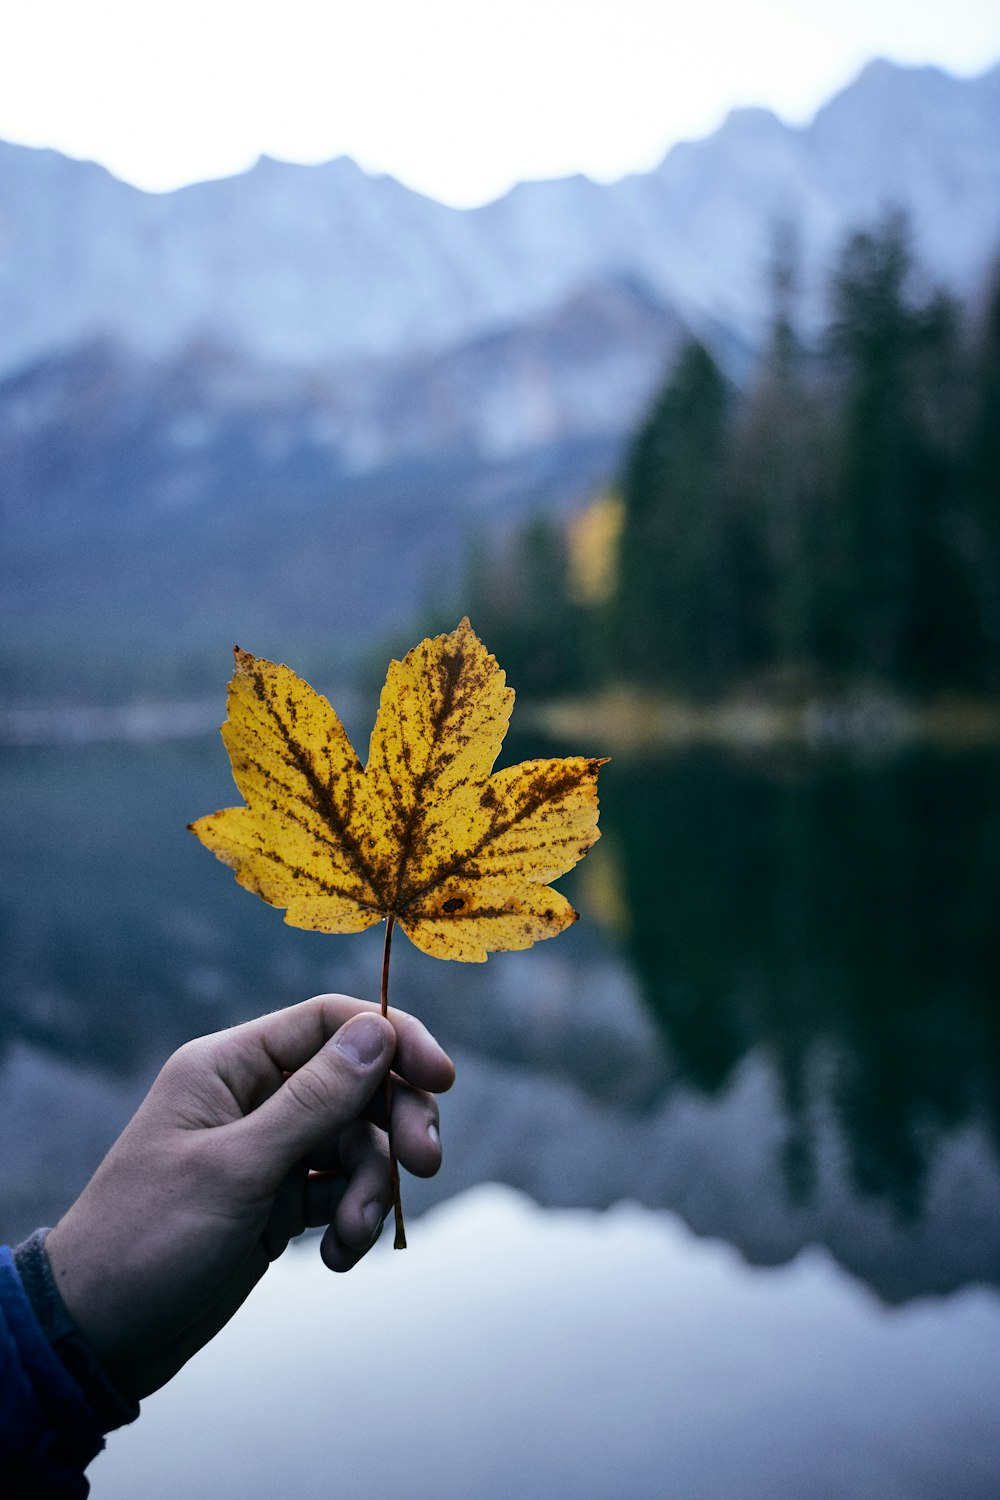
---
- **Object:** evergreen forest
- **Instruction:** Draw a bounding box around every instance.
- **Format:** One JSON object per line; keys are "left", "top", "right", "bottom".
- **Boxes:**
{"left": 459, "top": 216, "right": 1000, "bottom": 704}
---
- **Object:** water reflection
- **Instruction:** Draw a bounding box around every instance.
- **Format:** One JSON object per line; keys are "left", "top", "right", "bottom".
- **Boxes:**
{"left": 2, "top": 741, "right": 999, "bottom": 1304}
{"left": 602, "top": 751, "right": 1000, "bottom": 1225}
{"left": 93, "top": 1187, "right": 1000, "bottom": 1500}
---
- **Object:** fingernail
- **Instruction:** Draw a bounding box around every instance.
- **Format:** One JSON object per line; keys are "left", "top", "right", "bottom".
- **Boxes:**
{"left": 427, "top": 1122, "right": 440, "bottom": 1150}
{"left": 363, "top": 1200, "right": 386, "bottom": 1240}
{"left": 331, "top": 1015, "right": 385, "bottom": 1066}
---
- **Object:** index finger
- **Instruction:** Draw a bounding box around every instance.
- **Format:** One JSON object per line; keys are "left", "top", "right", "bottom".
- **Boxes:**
{"left": 201, "top": 994, "right": 454, "bottom": 1115}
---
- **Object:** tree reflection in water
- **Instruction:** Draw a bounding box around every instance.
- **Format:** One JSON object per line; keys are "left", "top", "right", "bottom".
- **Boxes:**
{"left": 601, "top": 749, "right": 1000, "bottom": 1223}
{"left": 2, "top": 741, "right": 1000, "bottom": 1297}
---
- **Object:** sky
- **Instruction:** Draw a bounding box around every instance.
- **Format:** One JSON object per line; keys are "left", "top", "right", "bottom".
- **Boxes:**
{"left": 1, "top": 0, "right": 997, "bottom": 205}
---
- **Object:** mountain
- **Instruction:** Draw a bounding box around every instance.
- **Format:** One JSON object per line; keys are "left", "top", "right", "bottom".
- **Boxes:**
{"left": 1, "top": 59, "right": 998, "bottom": 378}
{"left": 2, "top": 58, "right": 999, "bottom": 700}
{"left": 0, "top": 318, "right": 639, "bottom": 695}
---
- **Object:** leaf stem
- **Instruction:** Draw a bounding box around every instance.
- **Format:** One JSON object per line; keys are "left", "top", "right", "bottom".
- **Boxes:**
{"left": 381, "top": 914, "right": 407, "bottom": 1249}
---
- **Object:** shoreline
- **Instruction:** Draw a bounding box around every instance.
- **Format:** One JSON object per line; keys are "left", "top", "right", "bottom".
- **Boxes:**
{"left": 3, "top": 687, "right": 999, "bottom": 754}
{"left": 523, "top": 688, "right": 1000, "bottom": 755}
{"left": 0, "top": 700, "right": 221, "bottom": 748}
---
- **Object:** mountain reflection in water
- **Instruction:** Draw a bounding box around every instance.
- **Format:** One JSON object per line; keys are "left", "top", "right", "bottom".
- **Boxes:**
{"left": 93, "top": 1186, "right": 1000, "bottom": 1500}
{"left": 1, "top": 741, "right": 999, "bottom": 1306}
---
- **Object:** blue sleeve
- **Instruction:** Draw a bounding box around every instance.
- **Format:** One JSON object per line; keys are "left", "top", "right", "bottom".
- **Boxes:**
{"left": 0, "top": 1245, "right": 107, "bottom": 1498}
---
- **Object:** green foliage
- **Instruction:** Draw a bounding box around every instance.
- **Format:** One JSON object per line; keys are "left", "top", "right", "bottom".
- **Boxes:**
{"left": 611, "top": 342, "right": 765, "bottom": 695}
{"left": 466, "top": 216, "right": 1000, "bottom": 700}
{"left": 964, "top": 272, "right": 1000, "bottom": 690}
{"left": 459, "top": 516, "right": 593, "bottom": 698}
{"left": 822, "top": 216, "right": 983, "bottom": 687}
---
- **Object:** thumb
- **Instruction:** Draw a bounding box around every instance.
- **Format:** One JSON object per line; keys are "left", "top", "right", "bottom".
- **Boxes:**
{"left": 238, "top": 1013, "right": 395, "bottom": 1181}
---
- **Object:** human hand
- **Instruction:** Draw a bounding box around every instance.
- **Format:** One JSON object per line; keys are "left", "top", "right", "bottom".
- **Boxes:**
{"left": 45, "top": 994, "right": 454, "bottom": 1402}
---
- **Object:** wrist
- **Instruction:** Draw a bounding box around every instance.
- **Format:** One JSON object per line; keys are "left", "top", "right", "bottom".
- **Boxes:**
{"left": 13, "top": 1227, "right": 140, "bottom": 1427}
{"left": 45, "top": 1212, "right": 136, "bottom": 1396}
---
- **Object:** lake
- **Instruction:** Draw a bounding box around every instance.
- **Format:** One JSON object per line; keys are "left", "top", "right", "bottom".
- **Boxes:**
{"left": 2, "top": 737, "right": 999, "bottom": 1497}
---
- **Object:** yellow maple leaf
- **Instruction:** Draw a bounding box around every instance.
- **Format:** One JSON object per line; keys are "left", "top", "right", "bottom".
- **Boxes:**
{"left": 190, "top": 618, "right": 606, "bottom": 964}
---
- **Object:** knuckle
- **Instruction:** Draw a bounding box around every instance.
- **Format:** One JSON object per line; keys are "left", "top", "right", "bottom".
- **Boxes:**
{"left": 393, "top": 1086, "right": 438, "bottom": 1130}
{"left": 282, "top": 1062, "right": 334, "bottom": 1115}
{"left": 370, "top": 1155, "right": 393, "bottom": 1194}
{"left": 160, "top": 1035, "right": 214, "bottom": 1084}
{"left": 160, "top": 1037, "right": 199, "bottom": 1076}
{"left": 364, "top": 1140, "right": 392, "bottom": 1184}
{"left": 341, "top": 1119, "right": 389, "bottom": 1170}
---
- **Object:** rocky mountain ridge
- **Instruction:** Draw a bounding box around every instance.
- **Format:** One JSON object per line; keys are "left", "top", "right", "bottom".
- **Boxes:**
{"left": 2, "top": 57, "right": 999, "bottom": 695}
{"left": 1, "top": 58, "right": 998, "bottom": 378}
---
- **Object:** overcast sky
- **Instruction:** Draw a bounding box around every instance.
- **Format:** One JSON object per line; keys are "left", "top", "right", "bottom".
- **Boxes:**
{"left": 1, "top": 0, "right": 997, "bottom": 204}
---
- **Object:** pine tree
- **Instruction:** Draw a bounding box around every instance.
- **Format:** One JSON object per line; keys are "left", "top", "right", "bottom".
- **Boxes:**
{"left": 462, "top": 514, "right": 587, "bottom": 697}
{"left": 734, "top": 221, "right": 824, "bottom": 683}
{"left": 612, "top": 341, "right": 743, "bottom": 694}
{"left": 964, "top": 270, "right": 1000, "bottom": 690}
{"left": 826, "top": 214, "right": 916, "bottom": 678}
{"left": 824, "top": 213, "right": 982, "bottom": 688}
